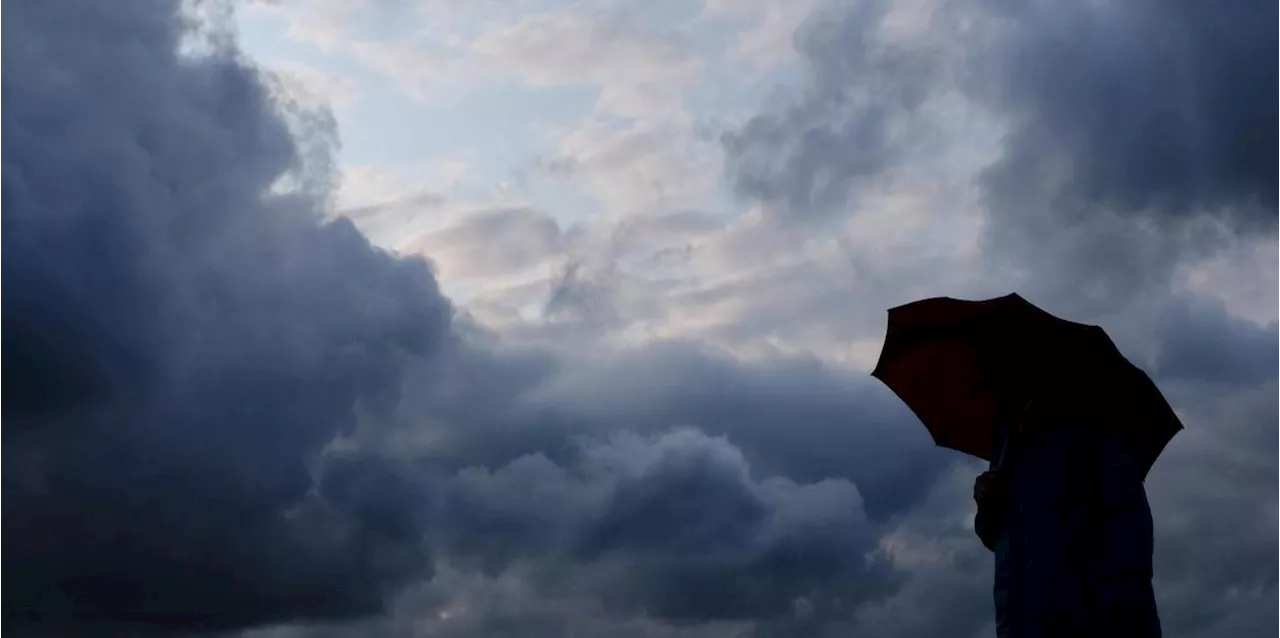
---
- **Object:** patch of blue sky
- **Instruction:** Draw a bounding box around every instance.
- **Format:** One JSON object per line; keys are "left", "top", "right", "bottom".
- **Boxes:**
{"left": 341, "top": 81, "right": 597, "bottom": 175}
{"left": 237, "top": 10, "right": 600, "bottom": 208}
{"left": 519, "top": 178, "right": 601, "bottom": 230}
{"left": 608, "top": 0, "right": 704, "bottom": 31}
{"left": 235, "top": 3, "right": 806, "bottom": 227}
{"left": 682, "top": 29, "right": 804, "bottom": 220}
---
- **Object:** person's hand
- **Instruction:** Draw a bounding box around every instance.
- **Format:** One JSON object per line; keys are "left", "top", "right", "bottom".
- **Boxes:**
{"left": 973, "top": 471, "right": 997, "bottom": 505}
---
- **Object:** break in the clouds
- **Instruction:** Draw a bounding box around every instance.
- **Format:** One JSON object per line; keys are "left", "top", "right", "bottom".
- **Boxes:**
{"left": 346, "top": 11, "right": 701, "bottom": 119}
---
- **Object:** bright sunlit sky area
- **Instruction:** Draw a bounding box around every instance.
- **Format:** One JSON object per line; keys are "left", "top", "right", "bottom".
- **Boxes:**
{"left": 232, "top": 0, "right": 1043, "bottom": 369}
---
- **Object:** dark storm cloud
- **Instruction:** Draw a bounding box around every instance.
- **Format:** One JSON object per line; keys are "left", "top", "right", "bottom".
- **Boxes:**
{"left": 543, "top": 260, "right": 622, "bottom": 327}
{"left": 726, "top": 0, "right": 1277, "bottom": 230}
{"left": 1152, "top": 297, "right": 1279, "bottom": 387}
{"left": 723, "top": 0, "right": 1277, "bottom": 309}
{"left": 971, "top": 0, "right": 1278, "bottom": 307}
{"left": 3, "top": 0, "right": 450, "bottom": 634}
{"left": 977, "top": 0, "right": 1277, "bottom": 227}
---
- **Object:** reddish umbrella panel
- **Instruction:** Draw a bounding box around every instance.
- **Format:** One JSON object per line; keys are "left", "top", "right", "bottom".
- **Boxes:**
{"left": 871, "top": 293, "right": 1183, "bottom": 477}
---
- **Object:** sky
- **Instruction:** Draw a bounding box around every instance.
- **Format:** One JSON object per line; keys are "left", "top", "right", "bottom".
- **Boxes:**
{"left": 1, "top": 0, "right": 1276, "bottom": 637}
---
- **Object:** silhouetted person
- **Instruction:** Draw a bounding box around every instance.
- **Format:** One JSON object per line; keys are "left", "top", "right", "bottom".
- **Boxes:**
{"left": 973, "top": 388, "right": 1162, "bottom": 638}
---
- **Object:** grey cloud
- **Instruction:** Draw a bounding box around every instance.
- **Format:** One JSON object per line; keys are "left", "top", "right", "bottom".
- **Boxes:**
{"left": 364, "top": 335, "right": 948, "bottom": 525}
{"left": 237, "top": 427, "right": 907, "bottom": 638}
{"left": 1144, "top": 378, "right": 1278, "bottom": 638}
{"left": 976, "top": 0, "right": 1277, "bottom": 227}
{"left": 3, "top": 0, "right": 450, "bottom": 633}
{"left": 972, "top": 0, "right": 1278, "bottom": 307}
{"left": 542, "top": 260, "right": 624, "bottom": 328}
{"left": 239, "top": 566, "right": 753, "bottom": 638}
{"left": 409, "top": 207, "right": 565, "bottom": 280}
{"left": 1152, "top": 296, "right": 1278, "bottom": 387}
{"left": 337, "top": 192, "right": 447, "bottom": 222}
{"left": 722, "top": 0, "right": 940, "bottom": 221}
{"left": 439, "top": 429, "right": 901, "bottom": 623}
{"left": 725, "top": 0, "right": 1277, "bottom": 307}
{"left": 846, "top": 466, "right": 1002, "bottom": 638}
{"left": 342, "top": 335, "right": 951, "bottom": 631}
{"left": 728, "top": 0, "right": 1277, "bottom": 227}
{"left": 611, "top": 210, "right": 727, "bottom": 244}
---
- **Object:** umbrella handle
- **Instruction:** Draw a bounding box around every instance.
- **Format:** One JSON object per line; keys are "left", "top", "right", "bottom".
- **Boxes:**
{"left": 992, "top": 398, "right": 1035, "bottom": 472}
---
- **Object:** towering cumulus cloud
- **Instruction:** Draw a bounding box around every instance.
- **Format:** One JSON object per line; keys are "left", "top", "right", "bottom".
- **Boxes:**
{"left": 3, "top": 1, "right": 451, "bottom": 633}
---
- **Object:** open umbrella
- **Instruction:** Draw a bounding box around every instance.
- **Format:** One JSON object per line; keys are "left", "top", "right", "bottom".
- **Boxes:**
{"left": 870, "top": 293, "right": 1183, "bottom": 477}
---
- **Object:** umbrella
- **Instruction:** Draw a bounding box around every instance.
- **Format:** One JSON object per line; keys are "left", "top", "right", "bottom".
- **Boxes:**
{"left": 870, "top": 293, "right": 1183, "bottom": 477}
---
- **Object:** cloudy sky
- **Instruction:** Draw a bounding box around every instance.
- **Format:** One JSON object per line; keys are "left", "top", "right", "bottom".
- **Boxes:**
{"left": 2, "top": 0, "right": 1276, "bottom": 637}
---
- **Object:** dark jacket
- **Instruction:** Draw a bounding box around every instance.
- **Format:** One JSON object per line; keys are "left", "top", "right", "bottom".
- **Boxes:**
{"left": 975, "top": 419, "right": 1161, "bottom": 638}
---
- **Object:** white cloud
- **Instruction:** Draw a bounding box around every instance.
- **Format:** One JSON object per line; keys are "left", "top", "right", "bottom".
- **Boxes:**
{"left": 473, "top": 13, "right": 701, "bottom": 118}
{"left": 347, "top": 39, "right": 462, "bottom": 104}
{"left": 263, "top": 59, "right": 360, "bottom": 110}
{"left": 536, "top": 118, "right": 723, "bottom": 217}
{"left": 243, "top": 0, "right": 370, "bottom": 50}
{"left": 402, "top": 207, "right": 567, "bottom": 281}
{"left": 702, "top": 0, "right": 821, "bottom": 66}
{"left": 428, "top": 162, "right": 993, "bottom": 369}
{"left": 346, "top": 12, "right": 702, "bottom": 119}
{"left": 337, "top": 159, "right": 478, "bottom": 209}
{"left": 1177, "top": 236, "right": 1278, "bottom": 326}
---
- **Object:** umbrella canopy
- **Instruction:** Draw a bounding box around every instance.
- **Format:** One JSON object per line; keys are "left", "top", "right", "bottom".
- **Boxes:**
{"left": 871, "top": 293, "right": 1183, "bottom": 477}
